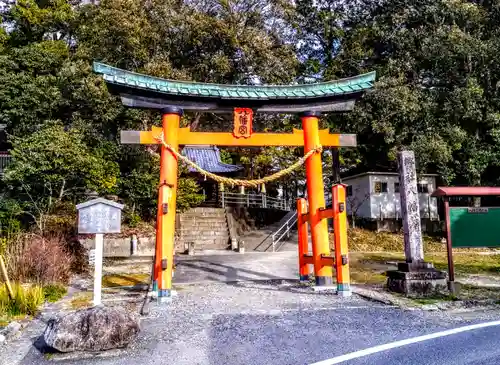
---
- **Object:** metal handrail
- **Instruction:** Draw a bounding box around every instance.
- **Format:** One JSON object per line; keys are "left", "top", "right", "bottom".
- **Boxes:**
{"left": 271, "top": 213, "right": 298, "bottom": 252}
{"left": 219, "top": 192, "right": 291, "bottom": 211}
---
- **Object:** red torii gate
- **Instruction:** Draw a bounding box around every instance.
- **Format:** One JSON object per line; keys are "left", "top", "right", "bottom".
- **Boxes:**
{"left": 94, "top": 62, "right": 376, "bottom": 300}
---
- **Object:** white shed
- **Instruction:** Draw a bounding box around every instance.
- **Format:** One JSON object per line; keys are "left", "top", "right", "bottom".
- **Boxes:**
{"left": 342, "top": 172, "right": 439, "bottom": 223}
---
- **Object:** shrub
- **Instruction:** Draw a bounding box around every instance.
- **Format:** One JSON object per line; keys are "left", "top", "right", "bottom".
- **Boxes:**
{"left": 43, "top": 283, "right": 67, "bottom": 303}
{"left": 0, "top": 282, "right": 45, "bottom": 316}
{"left": 126, "top": 212, "right": 141, "bottom": 228}
{"left": 5, "top": 233, "right": 72, "bottom": 285}
{"left": 65, "top": 237, "right": 89, "bottom": 274}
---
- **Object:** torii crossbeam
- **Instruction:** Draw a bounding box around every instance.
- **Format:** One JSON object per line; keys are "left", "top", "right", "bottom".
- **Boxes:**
{"left": 94, "top": 62, "right": 376, "bottom": 301}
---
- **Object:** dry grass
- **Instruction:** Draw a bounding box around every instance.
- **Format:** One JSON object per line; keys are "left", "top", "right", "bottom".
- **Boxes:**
{"left": 361, "top": 252, "right": 500, "bottom": 276}
{"left": 0, "top": 313, "right": 27, "bottom": 327}
{"left": 5, "top": 233, "right": 72, "bottom": 285}
{"left": 327, "top": 228, "right": 500, "bottom": 302}
{"left": 348, "top": 252, "right": 390, "bottom": 285}
{"left": 350, "top": 267, "right": 387, "bottom": 285}
{"left": 343, "top": 228, "right": 492, "bottom": 253}
{"left": 339, "top": 229, "right": 500, "bottom": 287}
{"left": 69, "top": 292, "right": 92, "bottom": 309}
{"left": 102, "top": 273, "right": 149, "bottom": 288}
{"left": 459, "top": 284, "right": 500, "bottom": 301}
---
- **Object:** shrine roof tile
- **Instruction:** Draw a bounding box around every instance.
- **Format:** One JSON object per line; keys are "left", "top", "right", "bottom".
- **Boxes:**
{"left": 181, "top": 145, "right": 243, "bottom": 174}
{"left": 93, "top": 62, "right": 376, "bottom": 101}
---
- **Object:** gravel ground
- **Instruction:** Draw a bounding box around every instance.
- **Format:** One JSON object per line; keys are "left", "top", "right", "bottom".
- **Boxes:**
{"left": 11, "top": 280, "right": 500, "bottom": 365}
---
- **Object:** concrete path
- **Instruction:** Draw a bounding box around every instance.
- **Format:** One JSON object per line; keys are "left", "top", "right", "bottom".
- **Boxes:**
{"left": 174, "top": 251, "right": 299, "bottom": 284}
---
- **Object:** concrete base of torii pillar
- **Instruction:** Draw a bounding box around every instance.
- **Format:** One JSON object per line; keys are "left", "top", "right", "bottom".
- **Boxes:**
{"left": 386, "top": 151, "right": 447, "bottom": 297}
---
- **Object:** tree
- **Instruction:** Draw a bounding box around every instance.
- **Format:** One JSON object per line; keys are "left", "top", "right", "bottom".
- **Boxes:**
{"left": 3, "top": 123, "right": 120, "bottom": 231}
{"left": 119, "top": 149, "right": 205, "bottom": 219}
{"left": 72, "top": 0, "right": 302, "bottom": 211}
{"left": 292, "top": 0, "right": 500, "bottom": 188}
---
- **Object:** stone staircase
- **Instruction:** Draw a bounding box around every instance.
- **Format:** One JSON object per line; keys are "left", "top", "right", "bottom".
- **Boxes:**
{"left": 178, "top": 207, "right": 230, "bottom": 251}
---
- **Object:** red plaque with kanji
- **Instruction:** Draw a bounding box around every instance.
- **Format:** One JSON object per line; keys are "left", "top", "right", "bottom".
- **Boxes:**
{"left": 233, "top": 108, "right": 253, "bottom": 138}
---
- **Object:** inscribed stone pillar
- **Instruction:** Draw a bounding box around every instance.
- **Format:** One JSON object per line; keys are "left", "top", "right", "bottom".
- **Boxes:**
{"left": 398, "top": 151, "right": 424, "bottom": 262}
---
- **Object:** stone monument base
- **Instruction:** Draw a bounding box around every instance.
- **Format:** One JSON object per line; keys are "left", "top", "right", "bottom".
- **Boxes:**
{"left": 386, "top": 261, "right": 447, "bottom": 297}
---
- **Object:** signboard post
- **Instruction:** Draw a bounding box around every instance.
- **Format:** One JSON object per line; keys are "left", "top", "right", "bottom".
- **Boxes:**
{"left": 76, "top": 198, "right": 124, "bottom": 306}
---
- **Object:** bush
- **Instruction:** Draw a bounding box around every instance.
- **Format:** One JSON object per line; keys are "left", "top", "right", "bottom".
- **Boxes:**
{"left": 5, "top": 233, "right": 72, "bottom": 285}
{"left": 43, "top": 283, "right": 67, "bottom": 303}
{"left": 65, "top": 237, "right": 89, "bottom": 274}
{"left": 0, "top": 282, "right": 45, "bottom": 316}
{"left": 126, "top": 212, "right": 141, "bottom": 228}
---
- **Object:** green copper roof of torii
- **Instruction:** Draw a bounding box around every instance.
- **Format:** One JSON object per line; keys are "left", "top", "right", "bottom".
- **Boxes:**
{"left": 93, "top": 62, "right": 376, "bottom": 100}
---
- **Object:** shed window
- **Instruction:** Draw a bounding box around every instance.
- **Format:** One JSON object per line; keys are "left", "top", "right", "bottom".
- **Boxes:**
{"left": 374, "top": 182, "right": 388, "bottom": 193}
{"left": 417, "top": 184, "right": 429, "bottom": 193}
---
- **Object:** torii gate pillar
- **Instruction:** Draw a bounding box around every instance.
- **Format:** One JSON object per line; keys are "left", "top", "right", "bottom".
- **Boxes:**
{"left": 301, "top": 111, "right": 333, "bottom": 286}
{"left": 154, "top": 106, "right": 182, "bottom": 300}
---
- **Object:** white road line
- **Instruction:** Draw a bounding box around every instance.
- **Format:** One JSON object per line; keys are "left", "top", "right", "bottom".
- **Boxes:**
{"left": 309, "top": 320, "right": 500, "bottom": 365}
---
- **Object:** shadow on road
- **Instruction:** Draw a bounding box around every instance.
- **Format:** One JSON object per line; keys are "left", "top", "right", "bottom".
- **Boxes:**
{"left": 175, "top": 259, "right": 287, "bottom": 283}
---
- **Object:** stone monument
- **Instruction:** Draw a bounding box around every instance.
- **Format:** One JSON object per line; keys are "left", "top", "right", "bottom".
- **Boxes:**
{"left": 386, "top": 151, "right": 446, "bottom": 296}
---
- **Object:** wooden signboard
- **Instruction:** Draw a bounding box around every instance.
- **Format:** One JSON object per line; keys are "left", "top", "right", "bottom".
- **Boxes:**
{"left": 76, "top": 198, "right": 124, "bottom": 305}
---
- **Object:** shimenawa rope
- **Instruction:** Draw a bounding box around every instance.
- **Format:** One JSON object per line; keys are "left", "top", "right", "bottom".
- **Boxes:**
{"left": 154, "top": 133, "right": 322, "bottom": 188}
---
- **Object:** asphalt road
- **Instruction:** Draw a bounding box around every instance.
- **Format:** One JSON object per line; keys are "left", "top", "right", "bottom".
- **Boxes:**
{"left": 332, "top": 325, "right": 500, "bottom": 365}
{"left": 15, "top": 280, "right": 500, "bottom": 365}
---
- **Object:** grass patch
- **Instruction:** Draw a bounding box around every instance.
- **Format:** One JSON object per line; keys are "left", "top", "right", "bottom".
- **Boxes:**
{"left": 351, "top": 251, "right": 500, "bottom": 301}
{"left": 428, "top": 253, "right": 500, "bottom": 275}
{"left": 410, "top": 293, "right": 458, "bottom": 305}
{"left": 346, "top": 250, "right": 500, "bottom": 288}
{"left": 361, "top": 252, "right": 500, "bottom": 276}
{"left": 343, "top": 228, "right": 493, "bottom": 253}
{"left": 412, "top": 298, "right": 439, "bottom": 305}
{"left": 0, "top": 282, "right": 44, "bottom": 317}
{"left": 0, "top": 313, "right": 27, "bottom": 327}
{"left": 102, "top": 273, "right": 149, "bottom": 288}
{"left": 43, "top": 283, "right": 67, "bottom": 303}
{"left": 347, "top": 252, "right": 393, "bottom": 285}
{"left": 350, "top": 269, "right": 387, "bottom": 285}
{"left": 457, "top": 284, "right": 500, "bottom": 300}
{"left": 69, "top": 292, "right": 92, "bottom": 309}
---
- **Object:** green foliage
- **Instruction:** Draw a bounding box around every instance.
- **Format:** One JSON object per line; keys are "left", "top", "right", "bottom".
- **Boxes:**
{"left": 0, "top": 199, "right": 22, "bottom": 240}
{"left": 4, "top": 123, "right": 119, "bottom": 228}
{"left": 42, "top": 283, "right": 67, "bottom": 303}
{"left": 4, "top": 0, "right": 500, "bottom": 234}
{"left": 6, "top": 123, "right": 118, "bottom": 193}
{"left": 0, "top": 0, "right": 297, "bottom": 226}
{"left": 177, "top": 177, "right": 205, "bottom": 212}
{"left": 6, "top": 0, "right": 76, "bottom": 45}
{"left": 0, "top": 283, "right": 44, "bottom": 317}
{"left": 126, "top": 212, "right": 142, "bottom": 228}
{"left": 219, "top": 149, "right": 233, "bottom": 165}
{"left": 119, "top": 150, "right": 205, "bottom": 217}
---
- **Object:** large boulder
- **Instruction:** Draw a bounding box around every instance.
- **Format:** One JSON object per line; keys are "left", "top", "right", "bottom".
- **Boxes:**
{"left": 43, "top": 306, "right": 140, "bottom": 352}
